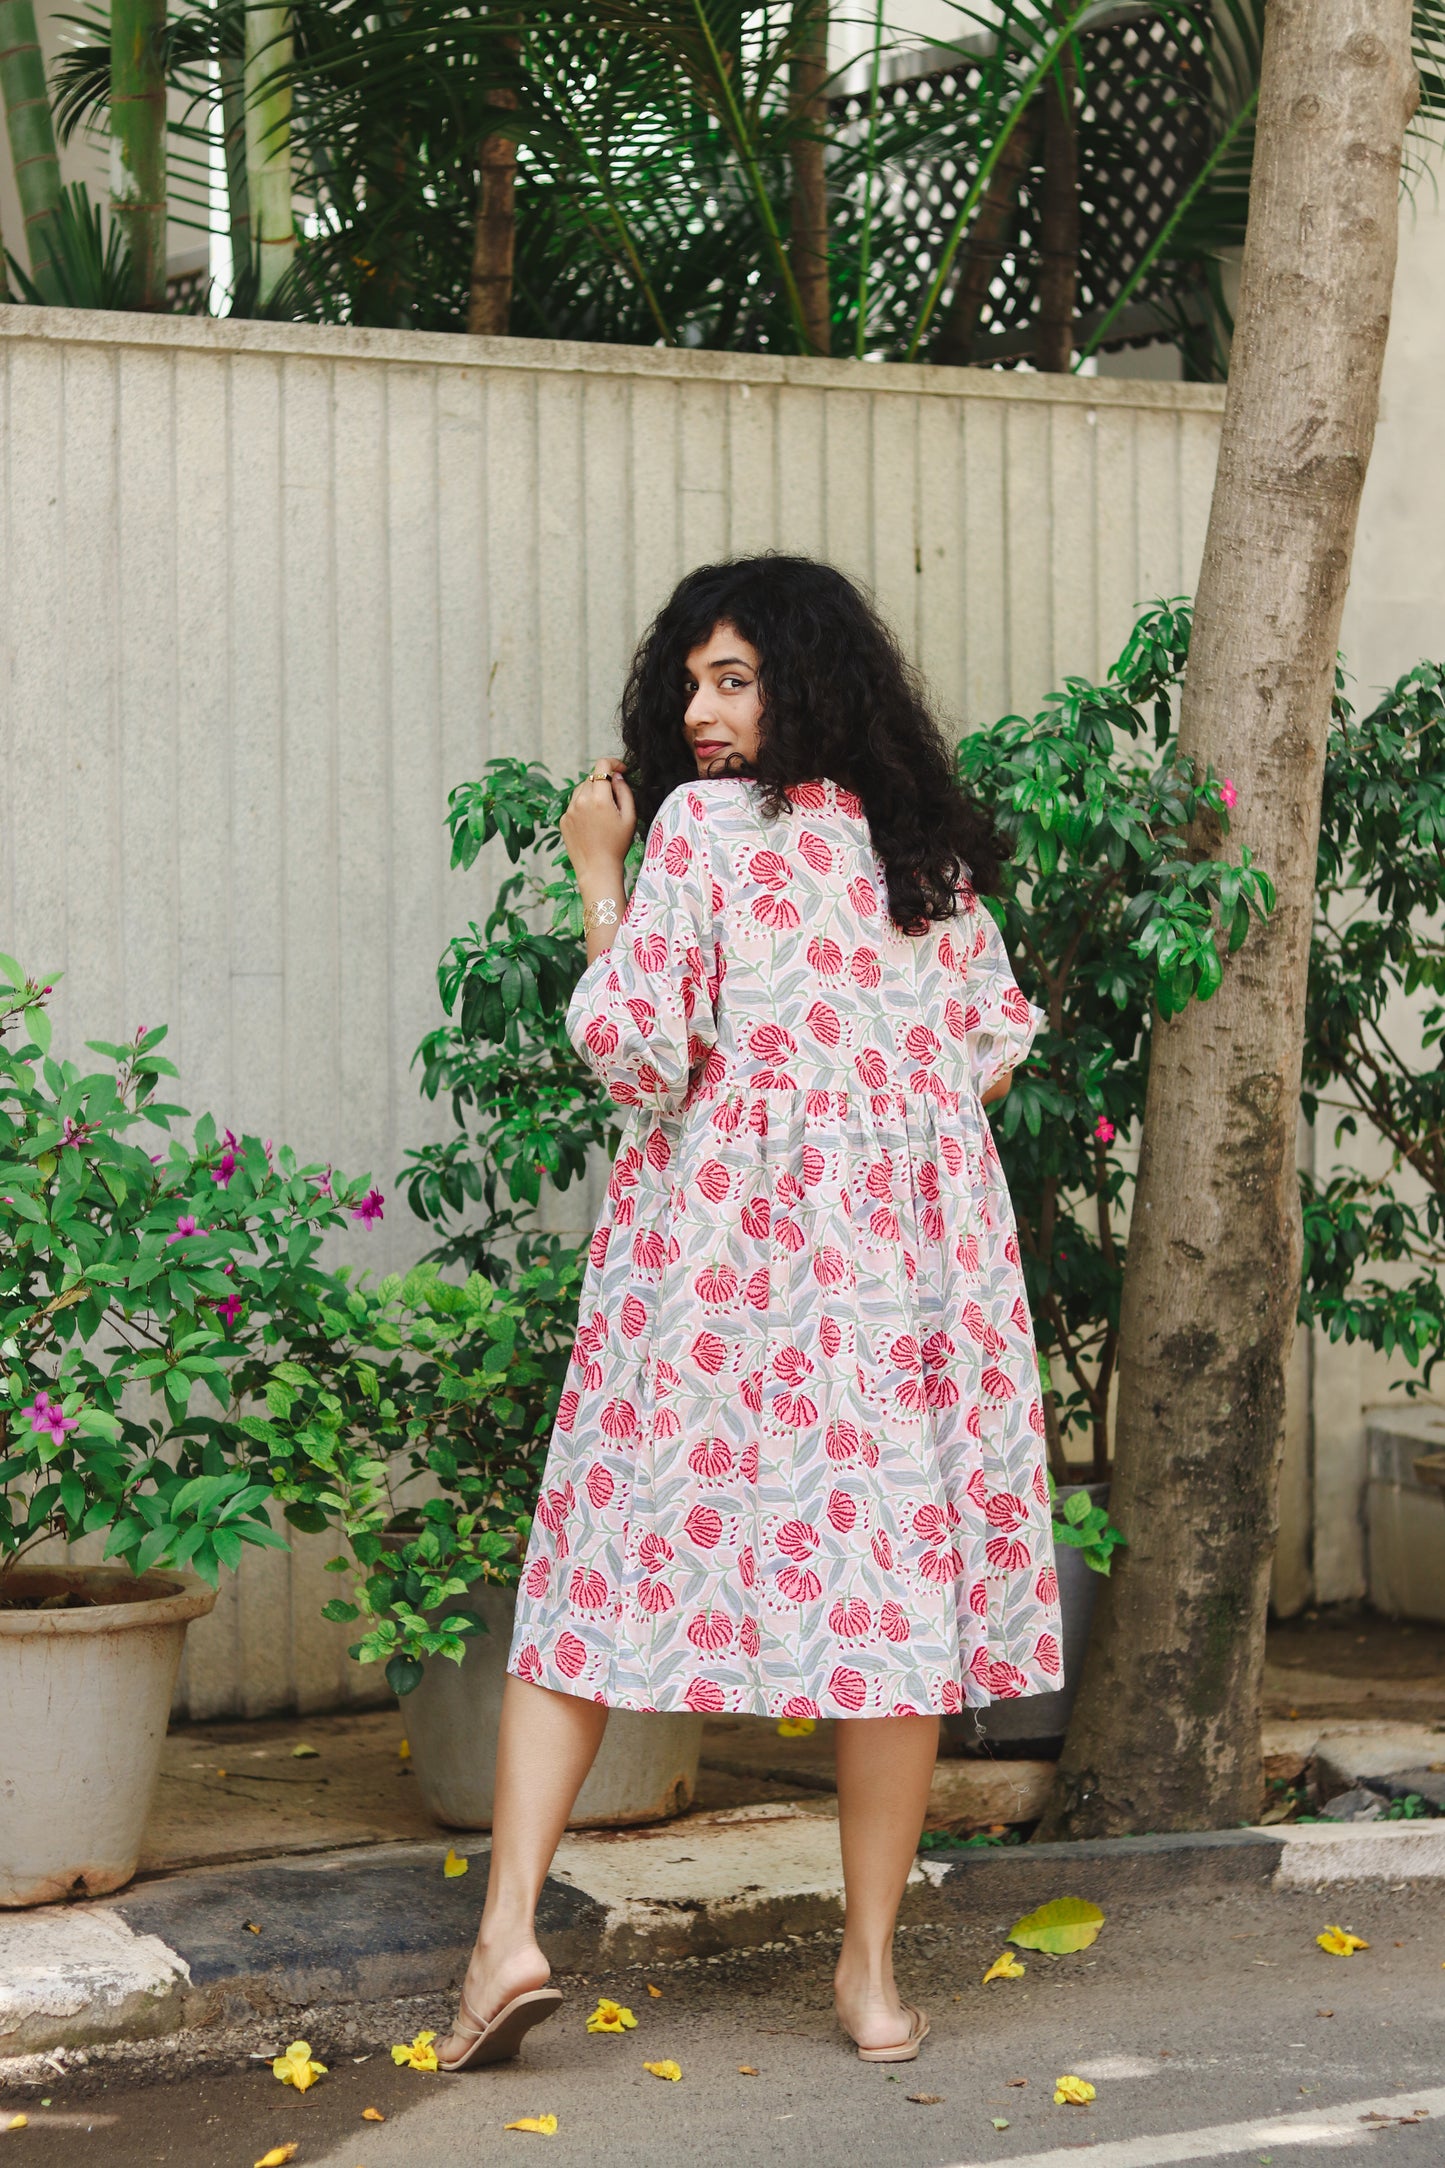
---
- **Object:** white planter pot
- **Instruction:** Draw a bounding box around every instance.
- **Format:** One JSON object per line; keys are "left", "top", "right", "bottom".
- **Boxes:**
{"left": 402, "top": 1587, "right": 704, "bottom": 1830}
{"left": 0, "top": 1565, "right": 218, "bottom": 1907}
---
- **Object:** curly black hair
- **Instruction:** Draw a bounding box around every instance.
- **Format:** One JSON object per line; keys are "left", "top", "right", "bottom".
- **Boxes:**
{"left": 618, "top": 554, "right": 1006, "bottom": 929}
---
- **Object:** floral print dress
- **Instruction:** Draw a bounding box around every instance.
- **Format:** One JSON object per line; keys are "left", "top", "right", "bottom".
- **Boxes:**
{"left": 507, "top": 777, "right": 1063, "bottom": 1719}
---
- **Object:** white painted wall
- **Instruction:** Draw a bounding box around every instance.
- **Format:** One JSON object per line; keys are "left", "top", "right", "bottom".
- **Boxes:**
{"left": 0, "top": 308, "right": 1224, "bottom": 1713}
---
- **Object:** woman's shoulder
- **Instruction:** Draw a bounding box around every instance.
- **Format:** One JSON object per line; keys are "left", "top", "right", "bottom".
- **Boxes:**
{"left": 647, "top": 777, "right": 758, "bottom": 845}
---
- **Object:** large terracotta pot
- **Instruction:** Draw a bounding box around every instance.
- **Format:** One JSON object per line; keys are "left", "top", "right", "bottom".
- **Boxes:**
{"left": 945, "top": 1482, "right": 1109, "bottom": 1756}
{"left": 0, "top": 1565, "right": 217, "bottom": 1907}
{"left": 402, "top": 1586, "right": 703, "bottom": 1829}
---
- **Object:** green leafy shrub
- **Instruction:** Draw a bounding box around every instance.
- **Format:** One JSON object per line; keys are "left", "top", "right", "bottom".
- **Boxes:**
{"left": 0, "top": 962, "right": 379, "bottom": 1587}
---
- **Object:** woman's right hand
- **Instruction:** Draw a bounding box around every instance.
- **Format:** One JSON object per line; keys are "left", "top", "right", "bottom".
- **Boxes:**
{"left": 561, "top": 760, "right": 637, "bottom": 878}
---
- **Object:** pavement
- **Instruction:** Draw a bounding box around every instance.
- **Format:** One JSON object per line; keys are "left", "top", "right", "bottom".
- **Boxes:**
{"left": 3, "top": 1880, "right": 1444, "bottom": 2168}
{"left": 2, "top": 1612, "right": 1443, "bottom": 2074}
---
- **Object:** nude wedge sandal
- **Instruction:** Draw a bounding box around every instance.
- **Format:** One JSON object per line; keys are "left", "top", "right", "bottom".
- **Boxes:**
{"left": 437, "top": 1986, "right": 564, "bottom": 2073}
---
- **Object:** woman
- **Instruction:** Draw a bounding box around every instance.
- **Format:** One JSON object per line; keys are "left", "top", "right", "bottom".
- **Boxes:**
{"left": 437, "top": 554, "right": 1061, "bottom": 2073}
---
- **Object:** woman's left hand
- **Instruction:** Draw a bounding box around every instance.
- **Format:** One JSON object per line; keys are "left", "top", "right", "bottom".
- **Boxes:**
{"left": 562, "top": 759, "right": 636, "bottom": 877}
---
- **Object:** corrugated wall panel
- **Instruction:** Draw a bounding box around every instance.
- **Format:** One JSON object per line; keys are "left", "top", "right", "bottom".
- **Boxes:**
{"left": 0, "top": 312, "right": 1226, "bottom": 1714}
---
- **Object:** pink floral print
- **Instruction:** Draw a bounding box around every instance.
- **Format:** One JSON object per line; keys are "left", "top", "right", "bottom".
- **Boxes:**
{"left": 508, "top": 777, "right": 1062, "bottom": 1717}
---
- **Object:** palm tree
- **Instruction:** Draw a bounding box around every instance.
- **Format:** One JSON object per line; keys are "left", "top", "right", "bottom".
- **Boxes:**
{"left": 0, "top": 0, "right": 63, "bottom": 298}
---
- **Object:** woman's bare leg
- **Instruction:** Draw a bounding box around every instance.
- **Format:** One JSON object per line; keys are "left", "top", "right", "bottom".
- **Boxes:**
{"left": 832, "top": 1713, "right": 940, "bottom": 2050}
{"left": 437, "top": 1676, "right": 609, "bottom": 2058}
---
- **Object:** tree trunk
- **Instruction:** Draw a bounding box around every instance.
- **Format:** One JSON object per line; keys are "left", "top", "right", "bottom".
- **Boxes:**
{"left": 468, "top": 74, "right": 518, "bottom": 337}
{"left": 1040, "top": 0, "right": 1417, "bottom": 1841}
{"left": 110, "top": 0, "right": 167, "bottom": 308}
{"left": 788, "top": 0, "right": 829, "bottom": 356}
{"left": 0, "top": 0, "right": 63, "bottom": 302}
{"left": 934, "top": 104, "right": 1040, "bottom": 367}
{"left": 218, "top": 48, "right": 250, "bottom": 288}
{"left": 1034, "top": 40, "right": 1078, "bottom": 372}
{"left": 244, "top": 2, "right": 295, "bottom": 308}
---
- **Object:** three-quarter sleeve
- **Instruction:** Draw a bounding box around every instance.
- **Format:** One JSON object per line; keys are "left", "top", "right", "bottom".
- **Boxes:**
{"left": 566, "top": 786, "right": 718, "bottom": 1115}
{"left": 960, "top": 897, "right": 1043, "bottom": 1094}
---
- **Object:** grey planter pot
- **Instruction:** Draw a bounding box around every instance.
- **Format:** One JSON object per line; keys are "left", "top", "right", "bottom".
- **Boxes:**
{"left": 401, "top": 1586, "right": 704, "bottom": 1830}
{"left": 945, "top": 1482, "right": 1109, "bottom": 1756}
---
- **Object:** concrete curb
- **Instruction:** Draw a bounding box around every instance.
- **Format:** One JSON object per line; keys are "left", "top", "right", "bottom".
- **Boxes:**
{"left": 4, "top": 1808, "right": 1444, "bottom": 2059}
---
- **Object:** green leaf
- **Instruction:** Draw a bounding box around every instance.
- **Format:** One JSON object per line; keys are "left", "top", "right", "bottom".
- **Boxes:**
{"left": 1007, "top": 1897, "right": 1105, "bottom": 1955}
{"left": 385, "top": 1654, "right": 426, "bottom": 1697}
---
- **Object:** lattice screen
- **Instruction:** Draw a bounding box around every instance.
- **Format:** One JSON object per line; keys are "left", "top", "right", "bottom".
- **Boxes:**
{"left": 831, "top": 8, "right": 1212, "bottom": 364}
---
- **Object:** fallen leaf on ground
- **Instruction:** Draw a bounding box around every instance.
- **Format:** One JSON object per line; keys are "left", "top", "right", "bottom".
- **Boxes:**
{"left": 907, "top": 2092, "right": 943, "bottom": 2105}
{"left": 7, "top": 2115, "right": 28, "bottom": 2131}
{"left": 643, "top": 2060, "right": 682, "bottom": 2081}
{"left": 1005, "top": 2077, "right": 1028, "bottom": 2087}
{"left": 362, "top": 2106, "right": 385, "bottom": 2121}
{"left": 392, "top": 2031, "right": 439, "bottom": 2072}
{"left": 646, "top": 1983, "right": 663, "bottom": 1998}
{"left": 1316, "top": 1926, "right": 1368, "bottom": 1956}
{"left": 1009, "top": 1898, "right": 1105, "bottom": 1955}
{"left": 442, "top": 1847, "right": 469, "bottom": 1878}
{"left": 254, "top": 2149, "right": 298, "bottom": 2167}
{"left": 737, "top": 2065, "right": 759, "bottom": 2076}
{"left": 983, "top": 1952, "right": 1026, "bottom": 1983}
{"left": 291, "top": 1743, "right": 320, "bottom": 1759}
{"left": 243, "top": 1921, "right": 262, "bottom": 1935}
{"left": 586, "top": 1999, "right": 637, "bottom": 2034}
{"left": 1054, "top": 2075, "right": 1096, "bottom": 2106}
{"left": 504, "top": 2115, "right": 558, "bottom": 2135}
{"left": 776, "top": 1717, "right": 816, "bottom": 1737}
{"left": 216, "top": 1767, "right": 228, "bottom": 1778}
{"left": 991, "top": 2117, "right": 1010, "bottom": 2131}
{"left": 273, "top": 2042, "right": 327, "bottom": 2092}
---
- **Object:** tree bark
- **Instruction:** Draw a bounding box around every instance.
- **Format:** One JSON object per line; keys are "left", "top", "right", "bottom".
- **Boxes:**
{"left": 788, "top": 0, "right": 829, "bottom": 356}
{"left": 1034, "top": 42, "right": 1078, "bottom": 372}
{"left": 244, "top": 3, "right": 295, "bottom": 309}
{"left": 0, "top": 0, "right": 63, "bottom": 301}
{"left": 934, "top": 105, "right": 1040, "bottom": 367}
{"left": 1040, "top": 0, "right": 1417, "bottom": 1841}
{"left": 109, "top": 0, "right": 168, "bottom": 308}
{"left": 468, "top": 73, "right": 519, "bottom": 337}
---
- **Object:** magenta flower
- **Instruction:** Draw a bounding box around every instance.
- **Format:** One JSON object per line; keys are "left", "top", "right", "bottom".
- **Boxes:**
{"left": 213, "top": 1291, "right": 244, "bottom": 1328}
{"left": 312, "top": 1165, "right": 335, "bottom": 1201}
{"left": 1092, "top": 1116, "right": 1116, "bottom": 1146}
{"left": 166, "top": 1214, "right": 201, "bottom": 1246}
{"left": 60, "top": 1116, "right": 95, "bottom": 1151}
{"left": 1219, "top": 778, "right": 1237, "bottom": 809}
{"left": 211, "top": 1128, "right": 240, "bottom": 1189}
{"left": 351, "top": 1187, "right": 385, "bottom": 1227}
{"left": 22, "top": 1390, "right": 79, "bottom": 1445}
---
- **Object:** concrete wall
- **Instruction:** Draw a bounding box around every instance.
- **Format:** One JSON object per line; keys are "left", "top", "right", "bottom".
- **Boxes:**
{"left": 0, "top": 307, "right": 1225, "bottom": 1714}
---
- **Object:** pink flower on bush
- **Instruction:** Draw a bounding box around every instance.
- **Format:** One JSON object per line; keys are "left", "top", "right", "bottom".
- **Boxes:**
{"left": 23, "top": 1390, "right": 79, "bottom": 1445}
{"left": 351, "top": 1187, "right": 385, "bottom": 1226}
{"left": 213, "top": 1292, "right": 244, "bottom": 1328}
{"left": 1092, "top": 1116, "right": 1115, "bottom": 1146}
{"left": 166, "top": 1214, "right": 201, "bottom": 1246}
{"left": 211, "top": 1130, "right": 239, "bottom": 1188}
{"left": 1220, "top": 778, "right": 1238, "bottom": 808}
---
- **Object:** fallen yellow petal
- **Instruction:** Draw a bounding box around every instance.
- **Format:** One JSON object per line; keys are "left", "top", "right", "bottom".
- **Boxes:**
{"left": 392, "top": 2030, "right": 439, "bottom": 2071}
{"left": 291, "top": 1743, "right": 320, "bottom": 1759}
{"left": 504, "top": 2114, "right": 559, "bottom": 2135}
{"left": 244, "top": 1920, "right": 262, "bottom": 1935}
{"left": 7, "top": 2115, "right": 28, "bottom": 2131}
{"left": 443, "top": 1847, "right": 469, "bottom": 1878}
{"left": 646, "top": 1983, "right": 663, "bottom": 1998}
{"left": 643, "top": 2060, "right": 682, "bottom": 2081}
{"left": 1054, "top": 2075, "right": 1096, "bottom": 2106}
{"left": 776, "top": 1716, "right": 816, "bottom": 1738}
{"left": 1317, "top": 1926, "right": 1369, "bottom": 1956}
{"left": 216, "top": 1767, "right": 228, "bottom": 1778}
{"left": 254, "top": 2148, "right": 298, "bottom": 2167}
{"left": 362, "top": 2106, "right": 385, "bottom": 2121}
{"left": 983, "top": 1951, "right": 1027, "bottom": 1983}
{"left": 398, "top": 1738, "right": 411, "bottom": 1759}
{"left": 737, "top": 2064, "right": 759, "bottom": 2076}
{"left": 273, "top": 2041, "right": 327, "bottom": 2091}
{"left": 585, "top": 1998, "right": 637, "bottom": 2033}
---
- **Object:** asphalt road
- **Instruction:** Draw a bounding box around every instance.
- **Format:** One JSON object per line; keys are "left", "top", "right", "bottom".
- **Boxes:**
{"left": 6, "top": 1881, "right": 1445, "bottom": 2168}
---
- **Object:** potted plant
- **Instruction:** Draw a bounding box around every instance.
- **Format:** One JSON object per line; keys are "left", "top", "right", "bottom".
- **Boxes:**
{"left": 0, "top": 966, "right": 375, "bottom": 1904}
{"left": 950, "top": 602, "right": 1272, "bottom": 1748}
